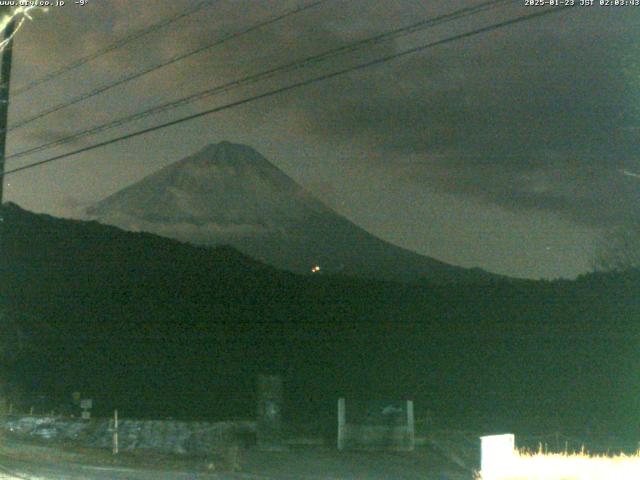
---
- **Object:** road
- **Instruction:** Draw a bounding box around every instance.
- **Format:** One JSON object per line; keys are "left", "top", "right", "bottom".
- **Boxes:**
{"left": 0, "top": 446, "right": 473, "bottom": 480}
{"left": 0, "top": 429, "right": 479, "bottom": 480}
{"left": 0, "top": 455, "right": 266, "bottom": 479}
{"left": 0, "top": 449, "right": 472, "bottom": 480}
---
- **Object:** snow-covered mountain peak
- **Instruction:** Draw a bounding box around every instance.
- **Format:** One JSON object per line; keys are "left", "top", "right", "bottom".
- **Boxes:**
{"left": 173, "top": 142, "right": 301, "bottom": 193}
{"left": 87, "top": 142, "right": 500, "bottom": 283}
{"left": 87, "top": 141, "right": 329, "bottom": 236}
{"left": 189, "top": 142, "right": 270, "bottom": 168}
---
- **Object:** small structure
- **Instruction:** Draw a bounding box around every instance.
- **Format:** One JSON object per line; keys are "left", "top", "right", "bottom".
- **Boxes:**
{"left": 80, "top": 398, "right": 92, "bottom": 420}
{"left": 256, "top": 374, "right": 284, "bottom": 450}
{"left": 337, "top": 398, "right": 415, "bottom": 451}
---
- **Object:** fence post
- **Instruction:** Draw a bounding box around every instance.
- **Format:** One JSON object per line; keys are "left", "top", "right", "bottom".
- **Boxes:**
{"left": 112, "top": 409, "right": 119, "bottom": 455}
{"left": 337, "top": 398, "right": 346, "bottom": 451}
{"left": 406, "top": 400, "right": 415, "bottom": 451}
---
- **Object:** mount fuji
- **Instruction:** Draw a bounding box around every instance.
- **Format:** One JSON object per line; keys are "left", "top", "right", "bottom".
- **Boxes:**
{"left": 87, "top": 141, "right": 500, "bottom": 284}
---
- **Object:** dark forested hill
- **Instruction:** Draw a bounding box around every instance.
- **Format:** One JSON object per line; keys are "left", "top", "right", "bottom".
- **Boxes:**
{"left": 1, "top": 203, "right": 639, "bottom": 437}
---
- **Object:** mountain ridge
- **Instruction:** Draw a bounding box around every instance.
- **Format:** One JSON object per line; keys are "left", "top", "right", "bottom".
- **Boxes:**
{"left": 87, "top": 141, "right": 504, "bottom": 284}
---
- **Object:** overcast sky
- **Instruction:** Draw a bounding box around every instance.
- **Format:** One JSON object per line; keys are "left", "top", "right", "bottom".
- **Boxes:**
{"left": 3, "top": 0, "right": 639, "bottom": 279}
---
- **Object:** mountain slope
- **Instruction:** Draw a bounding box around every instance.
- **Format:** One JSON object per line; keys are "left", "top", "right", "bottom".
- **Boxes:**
{"left": 87, "top": 141, "right": 500, "bottom": 284}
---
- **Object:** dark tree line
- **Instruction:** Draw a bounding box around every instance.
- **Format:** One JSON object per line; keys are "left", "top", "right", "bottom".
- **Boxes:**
{"left": 594, "top": 223, "right": 640, "bottom": 272}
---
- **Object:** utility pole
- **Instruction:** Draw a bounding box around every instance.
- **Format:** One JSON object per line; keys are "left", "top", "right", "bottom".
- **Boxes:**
{"left": 0, "top": 8, "right": 16, "bottom": 204}
{"left": 0, "top": 7, "right": 14, "bottom": 416}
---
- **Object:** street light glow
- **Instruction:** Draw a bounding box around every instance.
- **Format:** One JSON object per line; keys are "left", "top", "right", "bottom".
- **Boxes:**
{"left": 0, "top": 6, "right": 47, "bottom": 53}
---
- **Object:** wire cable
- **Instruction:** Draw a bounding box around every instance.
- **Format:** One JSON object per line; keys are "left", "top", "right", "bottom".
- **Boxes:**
{"left": 7, "top": 0, "right": 329, "bottom": 132}
{"left": 9, "top": 0, "right": 215, "bottom": 96}
{"left": 6, "top": 0, "right": 512, "bottom": 161}
{"left": 1, "top": 6, "right": 574, "bottom": 178}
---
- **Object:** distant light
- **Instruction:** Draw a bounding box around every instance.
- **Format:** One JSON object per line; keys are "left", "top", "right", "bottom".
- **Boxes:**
{"left": 311, "top": 265, "right": 321, "bottom": 274}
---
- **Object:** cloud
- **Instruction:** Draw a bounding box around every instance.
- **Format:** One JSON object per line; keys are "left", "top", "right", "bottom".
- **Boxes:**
{"left": 273, "top": 6, "right": 640, "bottom": 227}
{"left": 11, "top": 0, "right": 640, "bottom": 233}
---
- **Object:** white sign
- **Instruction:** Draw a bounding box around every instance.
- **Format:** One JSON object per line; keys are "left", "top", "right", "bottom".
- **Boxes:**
{"left": 480, "top": 434, "right": 515, "bottom": 479}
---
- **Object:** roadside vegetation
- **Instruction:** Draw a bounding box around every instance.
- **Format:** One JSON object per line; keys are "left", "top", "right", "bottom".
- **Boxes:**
{"left": 477, "top": 448, "right": 640, "bottom": 480}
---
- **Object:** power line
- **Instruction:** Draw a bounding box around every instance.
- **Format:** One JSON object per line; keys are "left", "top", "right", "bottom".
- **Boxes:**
{"left": 0, "top": 14, "right": 16, "bottom": 204}
{"left": 9, "top": 0, "right": 215, "bottom": 97}
{"left": 7, "top": 0, "right": 328, "bottom": 133}
{"left": 7, "top": 0, "right": 511, "bottom": 161}
{"left": 1, "top": 6, "right": 574, "bottom": 179}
